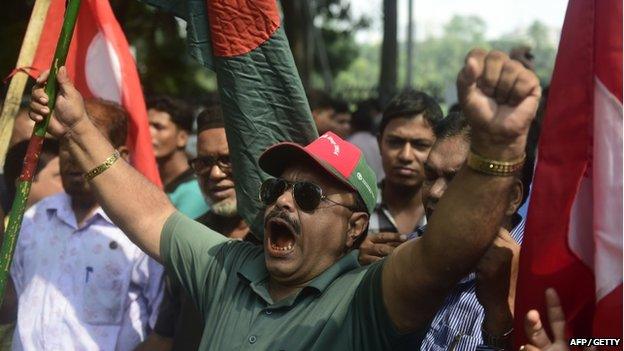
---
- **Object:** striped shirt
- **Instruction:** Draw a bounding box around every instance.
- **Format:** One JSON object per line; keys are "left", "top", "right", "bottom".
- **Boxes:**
{"left": 404, "top": 215, "right": 525, "bottom": 351}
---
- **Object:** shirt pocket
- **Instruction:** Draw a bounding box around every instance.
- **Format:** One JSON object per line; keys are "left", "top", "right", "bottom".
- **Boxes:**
{"left": 81, "top": 255, "right": 131, "bottom": 325}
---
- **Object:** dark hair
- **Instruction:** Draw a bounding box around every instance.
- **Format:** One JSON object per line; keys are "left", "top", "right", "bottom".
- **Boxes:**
{"left": 146, "top": 95, "right": 193, "bottom": 132}
{"left": 379, "top": 89, "right": 443, "bottom": 137}
{"left": 331, "top": 99, "right": 350, "bottom": 114}
{"left": 3, "top": 139, "right": 59, "bottom": 204}
{"left": 351, "top": 98, "right": 382, "bottom": 133}
{"left": 433, "top": 110, "right": 470, "bottom": 141}
{"left": 307, "top": 90, "right": 334, "bottom": 111}
{"left": 84, "top": 99, "right": 128, "bottom": 148}
{"left": 448, "top": 102, "right": 461, "bottom": 114}
{"left": 197, "top": 104, "right": 225, "bottom": 133}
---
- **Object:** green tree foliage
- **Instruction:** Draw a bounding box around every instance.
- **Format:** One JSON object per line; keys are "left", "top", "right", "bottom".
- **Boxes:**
{"left": 283, "top": 0, "right": 369, "bottom": 92}
{"left": 1, "top": 6, "right": 557, "bottom": 107}
{"left": 314, "top": 0, "right": 368, "bottom": 76}
{"left": 335, "top": 15, "right": 559, "bottom": 104}
{"left": 0, "top": 0, "right": 216, "bottom": 102}
{"left": 110, "top": 0, "right": 216, "bottom": 99}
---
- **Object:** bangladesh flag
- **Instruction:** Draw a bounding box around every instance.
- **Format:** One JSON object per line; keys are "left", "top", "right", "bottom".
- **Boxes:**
{"left": 141, "top": 0, "right": 318, "bottom": 238}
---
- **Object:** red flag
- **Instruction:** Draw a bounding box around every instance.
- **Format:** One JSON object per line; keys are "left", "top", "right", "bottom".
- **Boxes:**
{"left": 30, "top": 0, "right": 162, "bottom": 187}
{"left": 514, "top": 0, "right": 622, "bottom": 347}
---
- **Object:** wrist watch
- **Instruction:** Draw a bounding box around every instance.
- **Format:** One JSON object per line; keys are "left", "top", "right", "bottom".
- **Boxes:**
{"left": 482, "top": 327, "right": 513, "bottom": 350}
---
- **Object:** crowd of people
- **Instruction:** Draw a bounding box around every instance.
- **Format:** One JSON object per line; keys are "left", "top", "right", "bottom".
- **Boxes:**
{"left": 0, "top": 5, "right": 579, "bottom": 351}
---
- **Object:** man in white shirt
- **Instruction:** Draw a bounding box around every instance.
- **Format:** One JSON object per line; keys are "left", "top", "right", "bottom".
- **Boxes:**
{"left": 9, "top": 99, "right": 163, "bottom": 351}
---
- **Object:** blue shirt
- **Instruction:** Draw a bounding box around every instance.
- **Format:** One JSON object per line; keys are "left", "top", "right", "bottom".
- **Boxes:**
{"left": 164, "top": 169, "right": 210, "bottom": 219}
{"left": 404, "top": 216, "right": 525, "bottom": 351}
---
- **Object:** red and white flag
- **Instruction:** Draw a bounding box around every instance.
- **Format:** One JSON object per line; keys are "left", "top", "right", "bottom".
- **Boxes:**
{"left": 514, "top": 0, "right": 622, "bottom": 346}
{"left": 29, "top": 0, "right": 162, "bottom": 187}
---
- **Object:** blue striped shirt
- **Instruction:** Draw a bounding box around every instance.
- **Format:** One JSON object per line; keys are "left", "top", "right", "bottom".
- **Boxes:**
{"left": 404, "top": 216, "right": 525, "bottom": 351}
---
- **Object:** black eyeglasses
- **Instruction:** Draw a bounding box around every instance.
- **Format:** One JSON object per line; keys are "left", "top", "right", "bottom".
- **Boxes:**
{"left": 189, "top": 155, "right": 232, "bottom": 175}
{"left": 259, "top": 178, "right": 355, "bottom": 212}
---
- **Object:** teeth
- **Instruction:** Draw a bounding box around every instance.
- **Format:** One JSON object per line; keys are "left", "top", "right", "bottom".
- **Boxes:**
{"left": 271, "top": 243, "right": 294, "bottom": 251}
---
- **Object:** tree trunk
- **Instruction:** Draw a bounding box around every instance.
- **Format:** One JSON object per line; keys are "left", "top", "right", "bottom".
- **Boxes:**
{"left": 379, "top": 0, "right": 398, "bottom": 106}
{"left": 282, "top": 1, "right": 312, "bottom": 92}
{"left": 406, "top": 0, "right": 414, "bottom": 88}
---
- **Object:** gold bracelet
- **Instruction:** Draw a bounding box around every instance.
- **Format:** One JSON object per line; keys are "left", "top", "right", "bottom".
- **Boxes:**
{"left": 467, "top": 150, "right": 526, "bottom": 176}
{"left": 84, "top": 150, "right": 121, "bottom": 181}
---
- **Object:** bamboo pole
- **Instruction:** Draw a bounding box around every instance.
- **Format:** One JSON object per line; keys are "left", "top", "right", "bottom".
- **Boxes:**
{"left": 0, "top": 0, "right": 52, "bottom": 168}
{"left": 0, "top": 0, "right": 82, "bottom": 304}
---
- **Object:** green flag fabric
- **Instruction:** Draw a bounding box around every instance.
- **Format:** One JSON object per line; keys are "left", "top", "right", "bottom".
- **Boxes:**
{"left": 141, "top": 0, "right": 318, "bottom": 239}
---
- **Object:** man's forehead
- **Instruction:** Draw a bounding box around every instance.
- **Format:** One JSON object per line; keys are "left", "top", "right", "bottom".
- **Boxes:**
{"left": 147, "top": 108, "right": 172, "bottom": 122}
{"left": 428, "top": 136, "right": 469, "bottom": 171}
{"left": 384, "top": 116, "right": 434, "bottom": 137}
{"left": 197, "top": 128, "right": 229, "bottom": 154}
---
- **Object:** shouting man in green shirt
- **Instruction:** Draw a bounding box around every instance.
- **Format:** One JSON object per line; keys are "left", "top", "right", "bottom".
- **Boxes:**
{"left": 28, "top": 3, "right": 540, "bottom": 349}
{"left": 29, "top": 46, "right": 540, "bottom": 350}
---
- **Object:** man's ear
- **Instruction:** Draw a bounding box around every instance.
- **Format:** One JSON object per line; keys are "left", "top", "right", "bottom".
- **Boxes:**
{"left": 506, "top": 178, "right": 524, "bottom": 216}
{"left": 346, "top": 212, "right": 369, "bottom": 249}
{"left": 176, "top": 129, "right": 189, "bottom": 149}
{"left": 117, "top": 145, "right": 130, "bottom": 162}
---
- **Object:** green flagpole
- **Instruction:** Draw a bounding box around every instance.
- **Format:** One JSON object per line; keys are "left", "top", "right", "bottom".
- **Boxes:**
{"left": 0, "top": 0, "right": 82, "bottom": 305}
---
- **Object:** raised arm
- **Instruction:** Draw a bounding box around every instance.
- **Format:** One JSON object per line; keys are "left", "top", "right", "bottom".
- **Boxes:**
{"left": 381, "top": 49, "right": 541, "bottom": 332}
{"left": 29, "top": 68, "right": 175, "bottom": 261}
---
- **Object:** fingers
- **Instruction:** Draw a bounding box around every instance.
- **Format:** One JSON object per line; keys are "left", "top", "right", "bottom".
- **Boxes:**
{"left": 369, "top": 243, "right": 396, "bottom": 257}
{"left": 358, "top": 254, "right": 383, "bottom": 265}
{"left": 359, "top": 234, "right": 400, "bottom": 261}
{"left": 30, "top": 69, "right": 53, "bottom": 123}
{"left": 545, "top": 288, "right": 566, "bottom": 342}
{"left": 494, "top": 60, "right": 523, "bottom": 104}
{"left": 524, "top": 309, "right": 553, "bottom": 349}
{"left": 464, "top": 48, "right": 488, "bottom": 82}
{"left": 457, "top": 48, "right": 487, "bottom": 102}
{"left": 509, "top": 69, "right": 541, "bottom": 106}
{"left": 520, "top": 344, "right": 541, "bottom": 351}
{"left": 56, "top": 66, "right": 76, "bottom": 96}
{"left": 478, "top": 50, "right": 507, "bottom": 96}
{"left": 493, "top": 228, "right": 519, "bottom": 249}
{"left": 461, "top": 49, "right": 539, "bottom": 107}
{"left": 35, "top": 69, "right": 50, "bottom": 86}
{"left": 30, "top": 71, "right": 51, "bottom": 123}
{"left": 371, "top": 232, "right": 407, "bottom": 244}
{"left": 497, "top": 228, "right": 513, "bottom": 240}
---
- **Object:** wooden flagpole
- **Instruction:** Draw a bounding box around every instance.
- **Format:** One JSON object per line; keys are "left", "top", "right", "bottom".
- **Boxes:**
{"left": 0, "top": 0, "right": 52, "bottom": 168}
{"left": 0, "top": 0, "right": 82, "bottom": 305}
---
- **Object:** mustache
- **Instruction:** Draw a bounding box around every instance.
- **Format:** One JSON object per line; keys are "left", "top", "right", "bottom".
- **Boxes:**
{"left": 265, "top": 208, "right": 301, "bottom": 236}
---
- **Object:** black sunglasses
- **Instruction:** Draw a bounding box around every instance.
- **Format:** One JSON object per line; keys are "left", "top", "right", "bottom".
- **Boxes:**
{"left": 188, "top": 155, "right": 232, "bottom": 175}
{"left": 259, "top": 178, "right": 355, "bottom": 212}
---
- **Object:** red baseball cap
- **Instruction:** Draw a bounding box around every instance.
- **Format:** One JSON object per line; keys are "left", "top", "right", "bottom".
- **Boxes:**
{"left": 258, "top": 132, "right": 378, "bottom": 213}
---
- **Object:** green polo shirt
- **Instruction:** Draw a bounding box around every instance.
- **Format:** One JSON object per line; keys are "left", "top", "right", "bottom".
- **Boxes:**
{"left": 161, "top": 212, "right": 425, "bottom": 350}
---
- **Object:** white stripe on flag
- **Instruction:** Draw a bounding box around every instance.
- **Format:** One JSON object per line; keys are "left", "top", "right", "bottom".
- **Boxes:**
{"left": 568, "top": 77, "right": 623, "bottom": 301}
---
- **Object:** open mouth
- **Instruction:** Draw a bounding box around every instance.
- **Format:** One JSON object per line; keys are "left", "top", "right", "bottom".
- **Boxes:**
{"left": 267, "top": 218, "right": 297, "bottom": 256}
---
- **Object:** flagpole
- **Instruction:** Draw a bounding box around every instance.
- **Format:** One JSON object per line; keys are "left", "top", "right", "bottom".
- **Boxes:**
{"left": 0, "top": 0, "right": 82, "bottom": 305}
{"left": 0, "top": 0, "right": 53, "bottom": 168}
